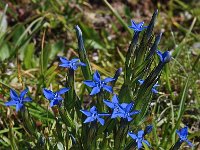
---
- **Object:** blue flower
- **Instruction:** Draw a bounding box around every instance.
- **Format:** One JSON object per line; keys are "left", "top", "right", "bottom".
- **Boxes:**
{"left": 43, "top": 88, "right": 69, "bottom": 107}
{"left": 117, "top": 102, "right": 140, "bottom": 122}
{"left": 129, "top": 20, "right": 147, "bottom": 32}
{"left": 5, "top": 88, "right": 32, "bottom": 112}
{"left": 59, "top": 57, "right": 86, "bottom": 70}
{"left": 103, "top": 94, "right": 122, "bottom": 118}
{"left": 80, "top": 106, "right": 110, "bottom": 125}
{"left": 104, "top": 95, "right": 140, "bottom": 121}
{"left": 84, "top": 71, "right": 115, "bottom": 95}
{"left": 128, "top": 129, "right": 151, "bottom": 149}
{"left": 156, "top": 50, "right": 171, "bottom": 64}
{"left": 176, "top": 126, "right": 193, "bottom": 147}
{"left": 144, "top": 125, "right": 153, "bottom": 135}
{"left": 138, "top": 79, "right": 160, "bottom": 94}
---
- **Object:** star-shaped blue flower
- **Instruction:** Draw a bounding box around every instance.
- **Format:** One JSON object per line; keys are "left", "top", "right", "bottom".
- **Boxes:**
{"left": 103, "top": 94, "right": 121, "bottom": 118}
{"left": 129, "top": 20, "right": 147, "bottom": 32}
{"left": 128, "top": 129, "right": 151, "bottom": 149}
{"left": 176, "top": 126, "right": 193, "bottom": 147}
{"left": 156, "top": 50, "right": 171, "bottom": 64}
{"left": 103, "top": 95, "right": 140, "bottom": 121}
{"left": 80, "top": 106, "right": 110, "bottom": 125}
{"left": 138, "top": 79, "right": 160, "bottom": 94}
{"left": 84, "top": 71, "right": 115, "bottom": 95}
{"left": 5, "top": 88, "right": 32, "bottom": 112}
{"left": 117, "top": 102, "right": 140, "bottom": 122}
{"left": 59, "top": 57, "right": 86, "bottom": 70}
{"left": 43, "top": 87, "right": 69, "bottom": 107}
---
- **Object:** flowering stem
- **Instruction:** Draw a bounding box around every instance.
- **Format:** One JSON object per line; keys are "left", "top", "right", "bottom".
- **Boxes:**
{"left": 114, "top": 120, "right": 128, "bottom": 149}
{"left": 87, "top": 122, "right": 97, "bottom": 149}
{"left": 64, "top": 69, "right": 75, "bottom": 110}
{"left": 20, "top": 107, "right": 37, "bottom": 138}
{"left": 125, "top": 32, "right": 139, "bottom": 81}
{"left": 97, "top": 92, "right": 104, "bottom": 112}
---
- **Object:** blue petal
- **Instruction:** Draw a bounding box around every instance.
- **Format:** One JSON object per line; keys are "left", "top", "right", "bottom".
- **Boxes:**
{"left": 80, "top": 110, "right": 91, "bottom": 117}
{"left": 185, "top": 139, "right": 193, "bottom": 147}
{"left": 103, "top": 85, "right": 113, "bottom": 93}
{"left": 128, "top": 132, "right": 137, "bottom": 140}
{"left": 16, "top": 103, "right": 23, "bottom": 112}
{"left": 112, "top": 94, "right": 119, "bottom": 103}
{"left": 162, "top": 51, "right": 171, "bottom": 63}
{"left": 71, "top": 58, "right": 79, "bottom": 63}
{"left": 84, "top": 117, "right": 95, "bottom": 123}
{"left": 56, "top": 88, "right": 69, "bottom": 95}
{"left": 78, "top": 62, "right": 86, "bottom": 66}
{"left": 20, "top": 88, "right": 28, "bottom": 99}
{"left": 137, "top": 21, "right": 144, "bottom": 27}
{"left": 56, "top": 96, "right": 63, "bottom": 101}
{"left": 5, "top": 100, "right": 17, "bottom": 106}
{"left": 23, "top": 97, "right": 32, "bottom": 102}
{"left": 59, "top": 64, "right": 70, "bottom": 68}
{"left": 113, "top": 112, "right": 124, "bottom": 118}
{"left": 59, "top": 56, "right": 69, "bottom": 63}
{"left": 50, "top": 100, "right": 59, "bottom": 107}
{"left": 111, "top": 112, "right": 120, "bottom": 118}
{"left": 143, "top": 140, "right": 150, "bottom": 147}
{"left": 90, "top": 87, "right": 101, "bottom": 95}
{"left": 103, "top": 77, "right": 115, "bottom": 83}
{"left": 72, "top": 65, "right": 78, "bottom": 70}
{"left": 125, "top": 102, "right": 134, "bottom": 112}
{"left": 144, "top": 125, "right": 153, "bottom": 134}
{"left": 138, "top": 79, "right": 144, "bottom": 85}
{"left": 90, "top": 106, "right": 97, "bottom": 113}
{"left": 10, "top": 89, "right": 18, "bottom": 100}
{"left": 43, "top": 88, "right": 55, "bottom": 100}
{"left": 103, "top": 100, "right": 114, "bottom": 109}
{"left": 120, "top": 103, "right": 128, "bottom": 109}
{"left": 97, "top": 117, "right": 105, "bottom": 125}
{"left": 156, "top": 50, "right": 164, "bottom": 62}
{"left": 153, "top": 83, "right": 160, "bottom": 87}
{"left": 138, "top": 130, "right": 144, "bottom": 138}
{"left": 84, "top": 80, "right": 96, "bottom": 87}
{"left": 180, "top": 127, "right": 188, "bottom": 137}
{"left": 131, "top": 20, "right": 137, "bottom": 27}
{"left": 137, "top": 141, "right": 143, "bottom": 149}
{"left": 130, "top": 110, "right": 140, "bottom": 116}
{"left": 152, "top": 88, "right": 158, "bottom": 94}
{"left": 93, "top": 71, "right": 101, "bottom": 82}
{"left": 127, "top": 117, "right": 133, "bottom": 122}
{"left": 98, "top": 113, "right": 110, "bottom": 116}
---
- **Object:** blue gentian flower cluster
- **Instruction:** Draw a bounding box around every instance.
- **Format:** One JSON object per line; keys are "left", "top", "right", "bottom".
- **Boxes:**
{"left": 103, "top": 95, "right": 140, "bottom": 121}
{"left": 3, "top": 18, "right": 194, "bottom": 150}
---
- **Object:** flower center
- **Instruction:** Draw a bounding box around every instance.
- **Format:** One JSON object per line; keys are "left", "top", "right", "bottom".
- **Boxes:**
{"left": 92, "top": 112, "right": 97, "bottom": 118}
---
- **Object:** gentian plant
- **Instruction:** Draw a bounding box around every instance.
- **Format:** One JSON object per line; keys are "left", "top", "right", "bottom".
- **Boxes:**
{"left": 2, "top": 9, "right": 195, "bottom": 150}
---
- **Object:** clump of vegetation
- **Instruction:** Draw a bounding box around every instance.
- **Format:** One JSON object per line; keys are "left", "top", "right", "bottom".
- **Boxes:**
{"left": 0, "top": 1, "right": 199, "bottom": 149}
